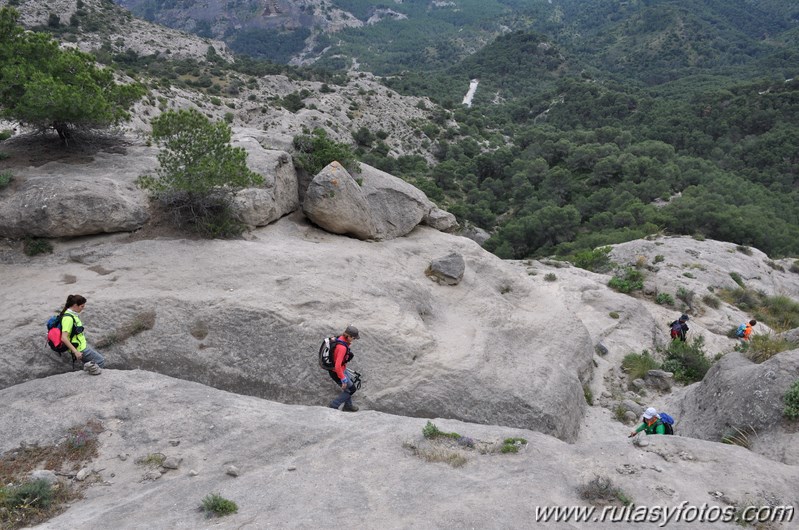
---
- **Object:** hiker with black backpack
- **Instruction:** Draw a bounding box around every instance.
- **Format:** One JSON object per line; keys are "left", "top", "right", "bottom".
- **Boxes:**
{"left": 628, "top": 407, "right": 674, "bottom": 437}
{"left": 669, "top": 314, "right": 689, "bottom": 342}
{"left": 54, "top": 294, "right": 105, "bottom": 375}
{"left": 326, "top": 325, "right": 361, "bottom": 412}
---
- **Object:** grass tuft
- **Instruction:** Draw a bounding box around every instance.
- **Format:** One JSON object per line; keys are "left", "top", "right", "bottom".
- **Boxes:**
{"left": 621, "top": 351, "right": 659, "bottom": 380}
{"left": 200, "top": 493, "right": 238, "bottom": 517}
{"left": 578, "top": 475, "right": 632, "bottom": 506}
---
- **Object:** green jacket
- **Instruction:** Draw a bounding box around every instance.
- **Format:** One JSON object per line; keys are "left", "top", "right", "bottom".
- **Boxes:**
{"left": 634, "top": 419, "right": 666, "bottom": 435}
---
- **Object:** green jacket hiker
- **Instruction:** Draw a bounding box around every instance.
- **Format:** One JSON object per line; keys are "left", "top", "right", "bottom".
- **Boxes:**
{"left": 629, "top": 407, "right": 666, "bottom": 436}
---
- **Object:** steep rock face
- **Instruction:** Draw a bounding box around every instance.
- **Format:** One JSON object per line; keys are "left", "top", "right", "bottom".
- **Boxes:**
{"left": 672, "top": 350, "right": 799, "bottom": 464}
{"left": 2, "top": 215, "right": 593, "bottom": 442}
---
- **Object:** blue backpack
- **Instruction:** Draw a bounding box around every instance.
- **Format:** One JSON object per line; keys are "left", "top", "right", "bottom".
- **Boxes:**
{"left": 658, "top": 412, "right": 675, "bottom": 435}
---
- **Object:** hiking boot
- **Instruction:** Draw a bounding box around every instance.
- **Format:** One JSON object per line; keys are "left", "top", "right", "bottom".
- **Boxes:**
{"left": 83, "top": 361, "right": 101, "bottom": 375}
{"left": 342, "top": 403, "right": 359, "bottom": 412}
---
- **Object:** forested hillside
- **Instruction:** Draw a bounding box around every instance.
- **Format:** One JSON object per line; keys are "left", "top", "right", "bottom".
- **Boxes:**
{"left": 42, "top": 0, "right": 799, "bottom": 257}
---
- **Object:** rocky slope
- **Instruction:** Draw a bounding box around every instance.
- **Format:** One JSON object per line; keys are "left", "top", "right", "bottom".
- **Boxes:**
{"left": 1, "top": 370, "right": 797, "bottom": 529}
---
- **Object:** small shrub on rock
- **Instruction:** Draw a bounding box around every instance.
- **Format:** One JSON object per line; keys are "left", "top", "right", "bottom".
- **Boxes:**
{"left": 701, "top": 294, "right": 721, "bottom": 309}
{"left": 784, "top": 380, "right": 799, "bottom": 420}
{"left": 544, "top": 273, "right": 557, "bottom": 282}
{"left": 138, "top": 109, "right": 262, "bottom": 238}
{"left": 200, "top": 493, "right": 238, "bottom": 517}
{"left": 745, "top": 334, "right": 798, "bottom": 364}
{"left": 578, "top": 475, "right": 631, "bottom": 506}
{"left": 655, "top": 292, "right": 674, "bottom": 306}
{"left": 500, "top": 437, "right": 527, "bottom": 453}
{"left": 569, "top": 246, "right": 613, "bottom": 272}
{"left": 0, "top": 169, "right": 12, "bottom": 189}
{"left": 23, "top": 238, "right": 53, "bottom": 256}
{"left": 621, "top": 351, "right": 660, "bottom": 380}
{"left": 661, "top": 337, "right": 711, "bottom": 384}
{"left": 608, "top": 267, "right": 644, "bottom": 294}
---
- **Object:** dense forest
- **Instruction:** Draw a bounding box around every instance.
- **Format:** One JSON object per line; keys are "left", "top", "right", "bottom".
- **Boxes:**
{"left": 62, "top": 0, "right": 799, "bottom": 257}
{"left": 324, "top": 1, "right": 799, "bottom": 258}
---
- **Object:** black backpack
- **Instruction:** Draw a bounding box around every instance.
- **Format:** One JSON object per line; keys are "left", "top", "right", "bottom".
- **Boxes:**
{"left": 318, "top": 337, "right": 352, "bottom": 371}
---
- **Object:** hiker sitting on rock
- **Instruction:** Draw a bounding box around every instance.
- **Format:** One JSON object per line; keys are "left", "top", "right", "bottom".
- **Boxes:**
{"left": 629, "top": 407, "right": 666, "bottom": 437}
{"left": 328, "top": 325, "right": 360, "bottom": 412}
{"left": 669, "top": 314, "right": 689, "bottom": 342}
{"left": 60, "top": 294, "right": 105, "bottom": 375}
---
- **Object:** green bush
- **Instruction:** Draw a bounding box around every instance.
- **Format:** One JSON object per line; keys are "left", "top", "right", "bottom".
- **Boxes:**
{"left": 609, "top": 311, "right": 620, "bottom": 319}
{"left": 569, "top": 246, "right": 613, "bottom": 272}
{"left": 500, "top": 437, "right": 528, "bottom": 453}
{"left": 138, "top": 109, "right": 262, "bottom": 238}
{"left": 784, "top": 380, "right": 799, "bottom": 420}
{"left": 608, "top": 267, "right": 644, "bottom": 293}
{"left": 655, "top": 293, "right": 674, "bottom": 305}
{"left": 0, "top": 7, "right": 144, "bottom": 141}
{"left": 23, "top": 238, "right": 53, "bottom": 256}
{"left": 735, "top": 245, "right": 752, "bottom": 256}
{"left": 729, "top": 272, "right": 745, "bottom": 288}
{"left": 200, "top": 493, "right": 238, "bottom": 517}
{"left": 744, "top": 334, "right": 798, "bottom": 364}
{"left": 676, "top": 286, "right": 694, "bottom": 307}
{"left": 701, "top": 294, "right": 721, "bottom": 309}
{"left": 544, "top": 273, "right": 557, "bottom": 282}
{"left": 422, "top": 421, "right": 460, "bottom": 440}
{"left": 0, "top": 129, "right": 12, "bottom": 141}
{"left": 653, "top": 254, "right": 664, "bottom": 264}
{"left": 661, "top": 337, "right": 711, "bottom": 384}
{"left": 621, "top": 351, "right": 660, "bottom": 380}
{"left": 4, "top": 479, "right": 54, "bottom": 510}
{"left": 0, "top": 169, "right": 12, "bottom": 189}
{"left": 292, "top": 128, "right": 358, "bottom": 176}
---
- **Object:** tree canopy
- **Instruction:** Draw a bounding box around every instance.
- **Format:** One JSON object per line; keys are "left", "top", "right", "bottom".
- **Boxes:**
{"left": 0, "top": 7, "right": 144, "bottom": 141}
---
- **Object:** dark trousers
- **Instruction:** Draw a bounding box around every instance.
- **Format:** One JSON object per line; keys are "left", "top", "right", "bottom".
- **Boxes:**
{"left": 328, "top": 370, "right": 356, "bottom": 408}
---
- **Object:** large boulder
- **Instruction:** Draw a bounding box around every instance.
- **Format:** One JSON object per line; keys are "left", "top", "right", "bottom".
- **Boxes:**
{"left": 231, "top": 135, "right": 299, "bottom": 227}
{"left": 303, "top": 161, "right": 452, "bottom": 241}
{"left": 0, "top": 156, "right": 152, "bottom": 238}
{"left": 2, "top": 216, "right": 594, "bottom": 442}
{"left": 422, "top": 206, "right": 459, "bottom": 232}
{"left": 302, "top": 161, "right": 378, "bottom": 239}
{"left": 673, "top": 349, "right": 799, "bottom": 464}
{"left": 357, "top": 163, "right": 433, "bottom": 240}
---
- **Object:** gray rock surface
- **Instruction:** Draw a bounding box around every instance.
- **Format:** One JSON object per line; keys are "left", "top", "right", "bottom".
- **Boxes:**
{"left": 422, "top": 206, "right": 459, "bottom": 232}
{"left": 1, "top": 214, "right": 593, "bottom": 442}
{"left": 358, "top": 162, "right": 432, "bottom": 240}
{"left": 646, "top": 369, "right": 674, "bottom": 391}
{"left": 425, "top": 252, "right": 465, "bottom": 285}
{"left": 0, "top": 147, "right": 155, "bottom": 238}
{"left": 231, "top": 134, "right": 299, "bottom": 227}
{"left": 672, "top": 350, "right": 799, "bottom": 464}
{"left": 2, "top": 370, "right": 798, "bottom": 530}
